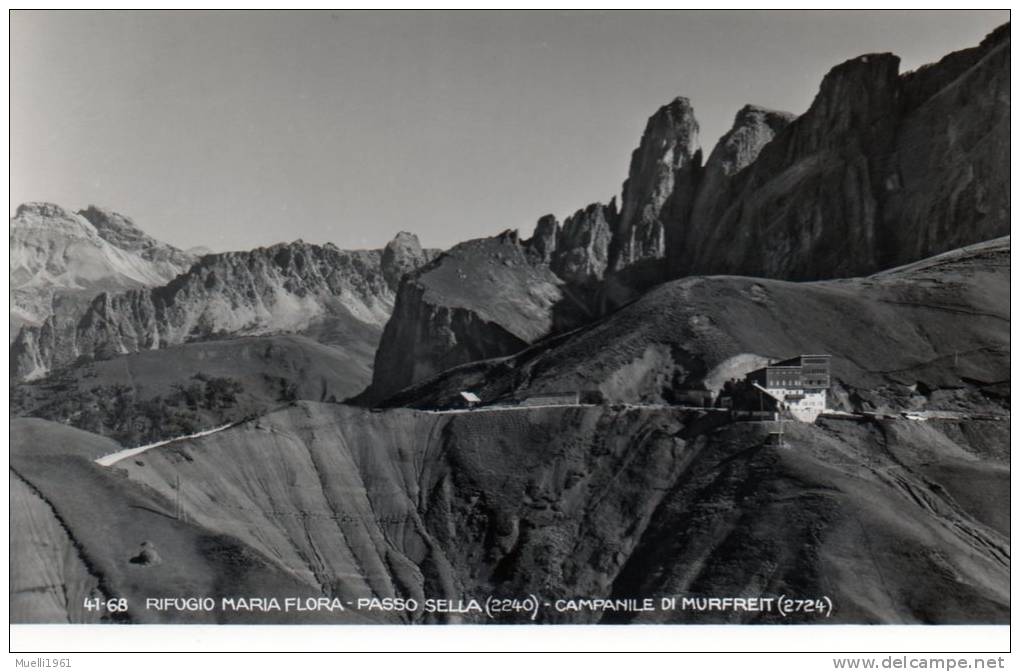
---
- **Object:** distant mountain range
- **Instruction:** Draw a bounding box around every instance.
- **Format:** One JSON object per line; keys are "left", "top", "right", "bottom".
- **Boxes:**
{"left": 11, "top": 212, "right": 435, "bottom": 380}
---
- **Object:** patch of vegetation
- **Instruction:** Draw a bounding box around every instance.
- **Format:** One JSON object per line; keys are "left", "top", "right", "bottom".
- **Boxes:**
{"left": 12, "top": 374, "right": 245, "bottom": 447}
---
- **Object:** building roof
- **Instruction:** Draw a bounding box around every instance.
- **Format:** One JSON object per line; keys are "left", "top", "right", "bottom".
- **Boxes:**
{"left": 459, "top": 391, "right": 481, "bottom": 403}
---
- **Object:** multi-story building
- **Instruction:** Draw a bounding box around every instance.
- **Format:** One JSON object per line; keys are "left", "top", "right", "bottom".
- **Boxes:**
{"left": 745, "top": 354, "right": 831, "bottom": 422}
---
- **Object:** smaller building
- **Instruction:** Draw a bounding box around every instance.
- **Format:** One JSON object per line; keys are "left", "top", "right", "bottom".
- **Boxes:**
{"left": 745, "top": 355, "right": 831, "bottom": 423}
{"left": 457, "top": 391, "right": 482, "bottom": 409}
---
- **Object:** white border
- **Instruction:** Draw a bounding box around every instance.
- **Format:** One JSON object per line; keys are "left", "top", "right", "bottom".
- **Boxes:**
{"left": 6, "top": 4, "right": 1015, "bottom": 662}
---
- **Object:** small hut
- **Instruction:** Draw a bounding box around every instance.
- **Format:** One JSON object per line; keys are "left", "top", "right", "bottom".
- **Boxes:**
{"left": 457, "top": 391, "right": 482, "bottom": 409}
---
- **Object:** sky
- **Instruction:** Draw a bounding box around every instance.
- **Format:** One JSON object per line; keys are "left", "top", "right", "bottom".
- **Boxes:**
{"left": 10, "top": 10, "right": 1010, "bottom": 253}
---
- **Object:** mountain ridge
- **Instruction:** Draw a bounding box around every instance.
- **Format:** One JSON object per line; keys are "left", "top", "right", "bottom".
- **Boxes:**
{"left": 361, "top": 24, "right": 1010, "bottom": 403}
{"left": 10, "top": 202, "right": 196, "bottom": 338}
{"left": 11, "top": 233, "right": 435, "bottom": 381}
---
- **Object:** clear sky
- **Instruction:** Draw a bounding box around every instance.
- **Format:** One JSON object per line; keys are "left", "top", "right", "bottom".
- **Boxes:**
{"left": 11, "top": 10, "right": 1010, "bottom": 252}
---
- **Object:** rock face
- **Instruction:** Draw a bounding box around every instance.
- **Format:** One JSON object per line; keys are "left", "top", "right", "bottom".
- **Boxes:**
{"left": 381, "top": 231, "right": 435, "bottom": 291}
{"left": 10, "top": 203, "right": 195, "bottom": 336}
{"left": 706, "top": 105, "right": 797, "bottom": 179}
{"left": 685, "top": 105, "right": 796, "bottom": 255}
{"left": 610, "top": 97, "right": 701, "bottom": 277}
{"left": 677, "top": 24, "right": 1009, "bottom": 279}
{"left": 527, "top": 214, "right": 560, "bottom": 264}
{"left": 11, "top": 235, "right": 430, "bottom": 381}
{"left": 678, "top": 53, "right": 901, "bottom": 279}
{"left": 552, "top": 201, "right": 615, "bottom": 286}
{"left": 882, "top": 25, "right": 1010, "bottom": 267}
{"left": 364, "top": 206, "right": 620, "bottom": 403}
{"left": 78, "top": 206, "right": 195, "bottom": 271}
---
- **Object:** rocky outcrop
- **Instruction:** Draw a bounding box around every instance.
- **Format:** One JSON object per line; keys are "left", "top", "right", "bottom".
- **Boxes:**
{"left": 11, "top": 235, "right": 430, "bottom": 381}
{"left": 365, "top": 205, "right": 621, "bottom": 402}
{"left": 552, "top": 201, "right": 615, "bottom": 286}
{"left": 678, "top": 53, "right": 901, "bottom": 279}
{"left": 364, "top": 94, "right": 702, "bottom": 400}
{"left": 526, "top": 214, "right": 560, "bottom": 264}
{"left": 78, "top": 205, "right": 195, "bottom": 271}
{"left": 381, "top": 231, "right": 435, "bottom": 291}
{"left": 881, "top": 23, "right": 1010, "bottom": 268}
{"left": 361, "top": 231, "right": 591, "bottom": 403}
{"left": 610, "top": 97, "right": 701, "bottom": 277}
{"left": 677, "top": 24, "right": 1009, "bottom": 279}
{"left": 685, "top": 105, "right": 795, "bottom": 255}
{"left": 705, "top": 105, "right": 797, "bottom": 179}
{"left": 10, "top": 203, "right": 195, "bottom": 336}
{"left": 523, "top": 204, "right": 616, "bottom": 286}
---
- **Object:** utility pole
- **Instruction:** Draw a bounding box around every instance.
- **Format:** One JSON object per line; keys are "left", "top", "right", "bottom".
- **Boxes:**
{"left": 175, "top": 470, "right": 182, "bottom": 521}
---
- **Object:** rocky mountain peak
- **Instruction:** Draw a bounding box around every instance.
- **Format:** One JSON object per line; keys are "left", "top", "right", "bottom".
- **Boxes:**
{"left": 552, "top": 202, "right": 615, "bottom": 286}
{"left": 901, "top": 23, "right": 1009, "bottom": 112}
{"left": 78, "top": 204, "right": 141, "bottom": 238}
{"left": 11, "top": 202, "right": 96, "bottom": 236}
{"left": 807, "top": 52, "right": 901, "bottom": 143}
{"left": 611, "top": 95, "right": 701, "bottom": 276}
{"left": 527, "top": 214, "right": 560, "bottom": 264}
{"left": 677, "top": 103, "right": 796, "bottom": 276}
{"left": 381, "top": 231, "right": 429, "bottom": 290}
{"left": 819, "top": 52, "right": 901, "bottom": 90}
{"left": 78, "top": 205, "right": 193, "bottom": 268}
{"left": 680, "top": 24, "right": 1007, "bottom": 281}
{"left": 713, "top": 105, "right": 796, "bottom": 177}
{"left": 982, "top": 21, "right": 1010, "bottom": 46}
{"left": 15, "top": 201, "right": 78, "bottom": 221}
{"left": 496, "top": 229, "right": 521, "bottom": 245}
{"left": 390, "top": 231, "right": 422, "bottom": 246}
{"left": 652, "top": 96, "right": 699, "bottom": 133}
